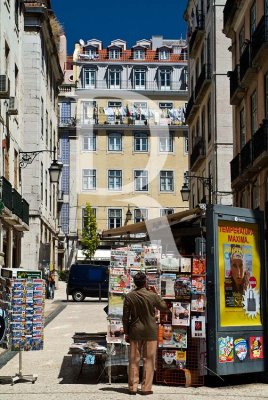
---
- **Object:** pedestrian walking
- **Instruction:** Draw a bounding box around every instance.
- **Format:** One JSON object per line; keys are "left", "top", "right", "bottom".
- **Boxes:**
{"left": 122, "top": 272, "right": 169, "bottom": 395}
{"left": 48, "top": 270, "right": 56, "bottom": 299}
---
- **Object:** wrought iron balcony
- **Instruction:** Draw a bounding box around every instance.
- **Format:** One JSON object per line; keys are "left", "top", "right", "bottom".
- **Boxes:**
{"left": 189, "top": 13, "right": 205, "bottom": 55}
{"left": 58, "top": 117, "right": 76, "bottom": 128}
{"left": 223, "top": 0, "right": 240, "bottom": 33}
{"left": 190, "top": 137, "right": 206, "bottom": 170}
{"left": 78, "top": 79, "right": 186, "bottom": 92}
{"left": 230, "top": 153, "right": 240, "bottom": 183}
{"left": 1, "top": 176, "right": 12, "bottom": 211}
{"left": 22, "top": 199, "right": 29, "bottom": 226}
{"left": 12, "top": 189, "right": 23, "bottom": 220}
{"left": 240, "top": 139, "right": 252, "bottom": 172}
{"left": 184, "top": 93, "right": 195, "bottom": 122}
{"left": 194, "top": 63, "right": 211, "bottom": 104}
{"left": 251, "top": 16, "right": 268, "bottom": 63}
{"left": 252, "top": 119, "right": 268, "bottom": 162}
{"left": 228, "top": 65, "right": 245, "bottom": 105}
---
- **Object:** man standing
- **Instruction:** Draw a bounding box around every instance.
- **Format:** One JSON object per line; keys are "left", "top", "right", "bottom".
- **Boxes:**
{"left": 122, "top": 272, "right": 168, "bottom": 395}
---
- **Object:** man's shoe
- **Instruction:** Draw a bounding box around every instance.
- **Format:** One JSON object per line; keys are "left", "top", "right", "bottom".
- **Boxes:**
{"left": 141, "top": 391, "right": 153, "bottom": 395}
{"left": 129, "top": 391, "right": 137, "bottom": 395}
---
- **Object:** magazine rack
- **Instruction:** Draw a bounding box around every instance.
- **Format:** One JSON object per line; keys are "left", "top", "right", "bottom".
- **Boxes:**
{"left": 0, "top": 350, "right": 37, "bottom": 385}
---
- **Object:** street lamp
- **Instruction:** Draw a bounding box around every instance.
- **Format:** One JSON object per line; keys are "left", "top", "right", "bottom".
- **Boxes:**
{"left": 180, "top": 174, "right": 212, "bottom": 204}
{"left": 124, "top": 204, "right": 132, "bottom": 226}
{"left": 19, "top": 146, "right": 63, "bottom": 184}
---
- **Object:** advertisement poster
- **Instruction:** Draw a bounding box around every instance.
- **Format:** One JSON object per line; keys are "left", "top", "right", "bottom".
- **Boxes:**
{"left": 218, "top": 221, "right": 261, "bottom": 327}
{"left": 218, "top": 336, "right": 234, "bottom": 363}
{"left": 249, "top": 336, "right": 263, "bottom": 360}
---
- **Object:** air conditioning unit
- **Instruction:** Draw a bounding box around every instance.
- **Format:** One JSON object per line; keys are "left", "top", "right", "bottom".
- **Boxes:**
{"left": 8, "top": 97, "right": 18, "bottom": 115}
{"left": 0, "top": 75, "right": 10, "bottom": 98}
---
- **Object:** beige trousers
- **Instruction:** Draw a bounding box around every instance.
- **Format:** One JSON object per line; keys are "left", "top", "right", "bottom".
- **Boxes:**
{"left": 128, "top": 340, "right": 157, "bottom": 392}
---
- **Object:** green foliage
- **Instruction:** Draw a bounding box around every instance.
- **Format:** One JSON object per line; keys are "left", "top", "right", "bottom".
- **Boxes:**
{"left": 81, "top": 203, "right": 99, "bottom": 260}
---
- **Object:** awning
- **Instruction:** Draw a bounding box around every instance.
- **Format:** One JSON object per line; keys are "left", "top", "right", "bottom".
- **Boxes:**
{"left": 101, "top": 207, "right": 202, "bottom": 238}
{"left": 77, "top": 249, "right": 111, "bottom": 261}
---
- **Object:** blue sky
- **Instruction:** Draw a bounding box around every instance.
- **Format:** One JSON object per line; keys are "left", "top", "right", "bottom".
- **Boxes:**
{"left": 52, "top": 0, "right": 188, "bottom": 54}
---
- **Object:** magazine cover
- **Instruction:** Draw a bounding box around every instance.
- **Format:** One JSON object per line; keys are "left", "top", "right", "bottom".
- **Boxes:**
{"left": 109, "top": 266, "right": 130, "bottom": 293}
{"left": 107, "top": 318, "right": 124, "bottom": 343}
{"left": 146, "top": 271, "right": 160, "bottom": 294}
{"left": 172, "top": 302, "right": 190, "bottom": 326}
{"left": 159, "top": 324, "right": 188, "bottom": 348}
{"left": 160, "top": 257, "right": 180, "bottom": 272}
{"left": 176, "top": 350, "right": 187, "bottom": 369}
{"left": 144, "top": 245, "right": 161, "bottom": 269}
{"left": 162, "top": 349, "right": 177, "bottom": 369}
{"left": 174, "top": 276, "right": 191, "bottom": 299}
{"left": 191, "top": 315, "right": 206, "bottom": 338}
{"left": 223, "top": 244, "right": 252, "bottom": 308}
{"left": 161, "top": 273, "right": 177, "bottom": 298}
{"left": 128, "top": 245, "right": 144, "bottom": 268}
{"left": 180, "top": 257, "right": 192, "bottom": 273}
{"left": 108, "top": 293, "right": 124, "bottom": 317}
{"left": 110, "top": 248, "right": 128, "bottom": 267}
{"left": 191, "top": 294, "right": 206, "bottom": 312}
{"left": 159, "top": 300, "right": 173, "bottom": 324}
{"left": 192, "top": 257, "right": 206, "bottom": 275}
{"left": 172, "top": 328, "right": 187, "bottom": 348}
{"left": 191, "top": 276, "right": 205, "bottom": 294}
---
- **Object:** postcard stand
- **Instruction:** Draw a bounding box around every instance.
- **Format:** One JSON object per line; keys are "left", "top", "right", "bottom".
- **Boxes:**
{"left": 0, "top": 350, "right": 37, "bottom": 385}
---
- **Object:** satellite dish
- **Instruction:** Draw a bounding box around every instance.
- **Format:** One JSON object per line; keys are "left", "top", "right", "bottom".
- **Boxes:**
{"left": 79, "top": 39, "right": 85, "bottom": 47}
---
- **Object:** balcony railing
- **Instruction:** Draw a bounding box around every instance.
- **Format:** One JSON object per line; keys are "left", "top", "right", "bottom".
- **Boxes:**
{"left": 194, "top": 63, "right": 211, "bottom": 102}
{"left": 230, "top": 153, "right": 240, "bottom": 182}
{"left": 12, "top": 189, "right": 23, "bottom": 220}
{"left": 77, "top": 79, "right": 187, "bottom": 92}
{"left": 58, "top": 117, "right": 76, "bottom": 128}
{"left": 239, "top": 43, "right": 252, "bottom": 83}
{"left": 252, "top": 119, "right": 268, "bottom": 160}
{"left": 189, "top": 13, "right": 205, "bottom": 54}
{"left": 22, "top": 199, "right": 29, "bottom": 226}
{"left": 190, "top": 137, "right": 206, "bottom": 169}
{"left": 240, "top": 139, "right": 252, "bottom": 172}
{"left": 223, "top": 0, "right": 240, "bottom": 30}
{"left": 184, "top": 93, "right": 195, "bottom": 121}
{"left": 251, "top": 15, "right": 268, "bottom": 61}
{"left": 1, "top": 176, "right": 12, "bottom": 211}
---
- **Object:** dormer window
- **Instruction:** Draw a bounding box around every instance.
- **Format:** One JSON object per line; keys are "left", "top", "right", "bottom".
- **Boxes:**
{"left": 134, "top": 49, "right": 145, "bottom": 60}
{"left": 84, "top": 49, "right": 98, "bottom": 59}
{"left": 109, "top": 49, "right": 121, "bottom": 59}
{"left": 159, "top": 49, "right": 170, "bottom": 60}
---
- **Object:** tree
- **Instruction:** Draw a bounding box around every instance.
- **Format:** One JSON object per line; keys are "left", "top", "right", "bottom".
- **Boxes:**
{"left": 81, "top": 203, "right": 99, "bottom": 260}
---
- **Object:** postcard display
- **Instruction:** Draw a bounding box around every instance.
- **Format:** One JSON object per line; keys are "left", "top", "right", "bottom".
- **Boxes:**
{"left": 106, "top": 245, "right": 206, "bottom": 387}
{"left": 0, "top": 276, "right": 45, "bottom": 384}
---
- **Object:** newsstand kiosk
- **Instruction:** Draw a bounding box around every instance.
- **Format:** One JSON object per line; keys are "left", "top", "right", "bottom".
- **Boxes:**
{"left": 206, "top": 204, "right": 266, "bottom": 375}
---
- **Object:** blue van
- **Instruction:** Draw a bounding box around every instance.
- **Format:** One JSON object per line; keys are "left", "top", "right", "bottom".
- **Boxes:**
{"left": 66, "top": 264, "right": 109, "bottom": 301}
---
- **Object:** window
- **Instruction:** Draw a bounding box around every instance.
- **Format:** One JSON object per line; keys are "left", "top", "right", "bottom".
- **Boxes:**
{"left": 184, "top": 136, "right": 189, "bottom": 154}
{"left": 109, "top": 69, "right": 120, "bottom": 88}
{"left": 265, "top": 72, "right": 268, "bottom": 119}
{"left": 159, "top": 49, "right": 170, "bottom": 60}
{"left": 82, "top": 100, "right": 96, "bottom": 124}
{"left": 160, "top": 208, "right": 174, "bottom": 216}
{"left": 239, "top": 25, "right": 245, "bottom": 56}
{"left": 108, "top": 209, "right": 122, "bottom": 229}
{"left": 159, "top": 69, "right": 171, "bottom": 90}
{"left": 108, "top": 133, "right": 122, "bottom": 151}
{"left": 201, "top": 107, "right": 206, "bottom": 140}
{"left": 82, "top": 169, "right": 96, "bottom": 190}
{"left": 109, "top": 49, "right": 121, "bottom": 59}
{"left": 134, "top": 69, "right": 146, "bottom": 89}
{"left": 84, "top": 49, "right": 98, "bottom": 59}
{"left": 134, "top": 208, "right": 148, "bottom": 223}
{"left": 207, "top": 97, "right": 211, "bottom": 142}
{"left": 133, "top": 49, "right": 145, "bottom": 60}
{"left": 250, "top": 1, "right": 256, "bottom": 38}
{"left": 41, "top": 98, "right": 44, "bottom": 137}
{"left": 82, "top": 207, "right": 96, "bottom": 229}
{"left": 60, "top": 102, "right": 71, "bottom": 125}
{"left": 134, "top": 170, "right": 148, "bottom": 191}
{"left": 250, "top": 90, "right": 257, "bottom": 134}
{"left": 239, "top": 107, "right": 246, "bottom": 149}
{"left": 134, "top": 132, "right": 148, "bottom": 152}
{"left": 84, "top": 68, "right": 96, "bottom": 89}
{"left": 159, "top": 133, "right": 173, "bottom": 152}
{"left": 160, "top": 171, "right": 174, "bottom": 191}
{"left": 108, "top": 170, "right": 122, "bottom": 190}
{"left": 83, "top": 134, "right": 96, "bottom": 151}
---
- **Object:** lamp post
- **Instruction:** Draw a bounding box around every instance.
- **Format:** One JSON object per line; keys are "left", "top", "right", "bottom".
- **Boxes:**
{"left": 124, "top": 205, "right": 132, "bottom": 226}
{"left": 19, "top": 146, "right": 63, "bottom": 184}
{"left": 180, "top": 175, "right": 212, "bottom": 205}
